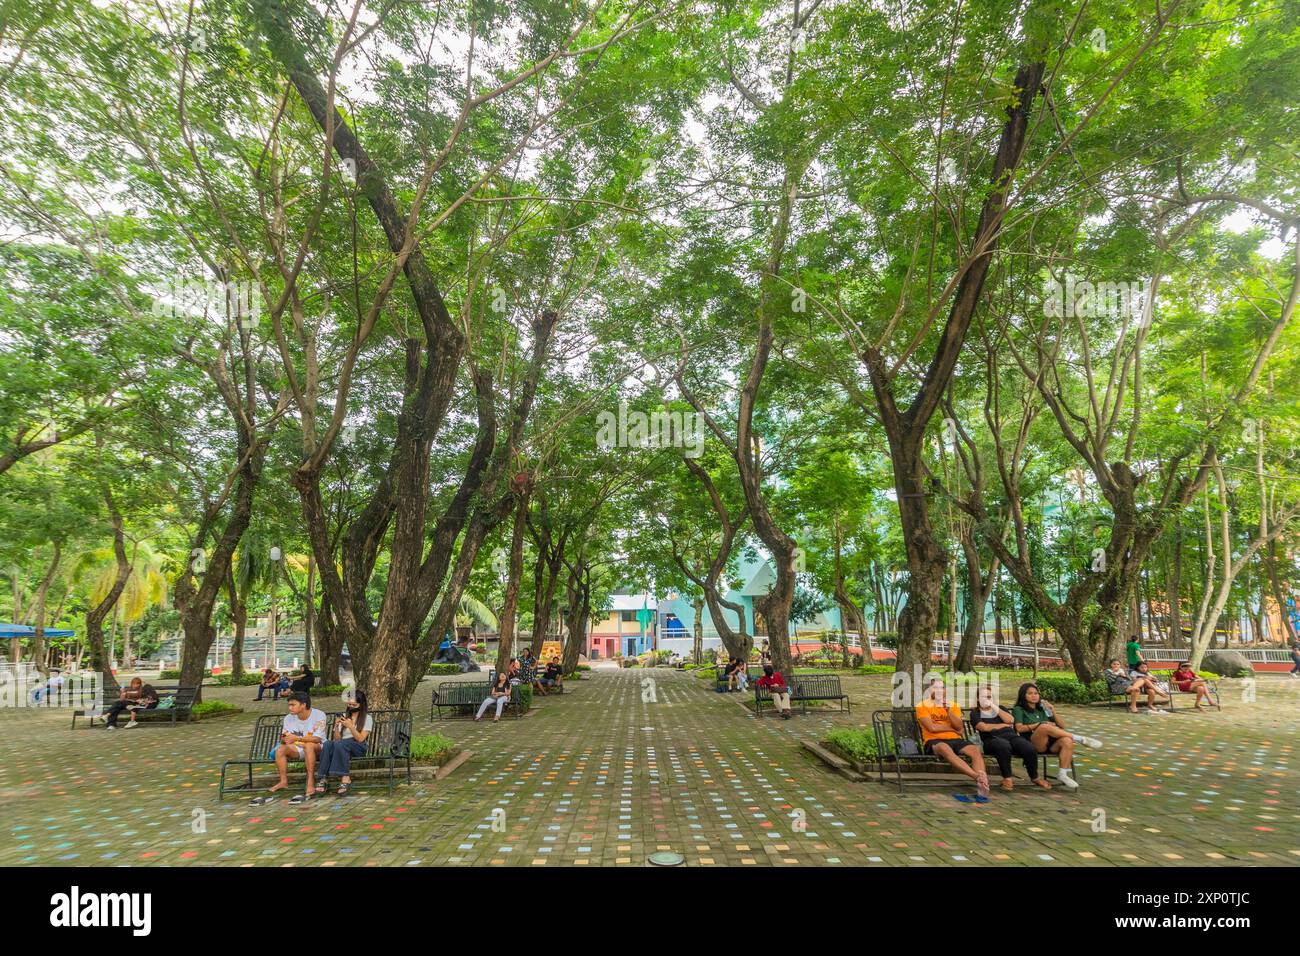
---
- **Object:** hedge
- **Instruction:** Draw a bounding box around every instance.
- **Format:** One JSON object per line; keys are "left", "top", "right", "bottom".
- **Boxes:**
{"left": 428, "top": 663, "right": 461, "bottom": 675}
{"left": 192, "top": 699, "right": 239, "bottom": 716}
{"left": 824, "top": 728, "right": 880, "bottom": 762}
{"left": 410, "top": 733, "right": 458, "bottom": 765}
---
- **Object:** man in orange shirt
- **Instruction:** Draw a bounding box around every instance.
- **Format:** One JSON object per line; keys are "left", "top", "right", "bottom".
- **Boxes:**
{"left": 914, "top": 678, "right": 990, "bottom": 799}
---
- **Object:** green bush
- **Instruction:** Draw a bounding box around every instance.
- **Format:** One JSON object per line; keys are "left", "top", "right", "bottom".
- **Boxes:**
{"left": 410, "top": 733, "right": 458, "bottom": 764}
{"left": 428, "top": 663, "right": 461, "bottom": 675}
{"left": 515, "top": 683, "right": 533, "bottom": 711}
{"left": 824, "top": 728, "right": 879, "bottom": 762}
{"left": 576, "top": 664, "right": 591, "bottom": 672}
{"left": 192, "top": 699, "right": 238, "bottom": 716}
{"left": 1029, "top": 675, "right": 1107, "bottom": 704}
{"left": 312, "top": 684, "right": 346, "bottom": 697}
{"left": 214, "top": 672, "right": 264, "bottom": 686}
{"left": 874, "top": 633, "right": 897, "bottom": 650}
{"left": 159, "top": 669, "right": 184, "bottom": 680}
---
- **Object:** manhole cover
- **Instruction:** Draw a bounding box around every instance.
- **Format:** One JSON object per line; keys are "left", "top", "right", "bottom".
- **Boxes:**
{"left": 647, "top": 851, "right": 684, "bottom": 866}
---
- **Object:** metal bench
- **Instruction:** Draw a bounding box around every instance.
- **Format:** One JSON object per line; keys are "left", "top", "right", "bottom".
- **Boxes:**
{"left": 218, "top": 709, "right": 411, "bottom": 799}
{"left": 1104, "top": 675, "right": 1188, "bottom": 711}
{"left": 72, "top": 685, "right": 199, "bottom": 729}
{"left": 872, "top": 707, "right": 1075, "bottom": 792}
{"left": 790, "top": 674, "right": 849, "bottom": 713}
{"left": 430, "top": 680, "right": 525, "bottom": 720}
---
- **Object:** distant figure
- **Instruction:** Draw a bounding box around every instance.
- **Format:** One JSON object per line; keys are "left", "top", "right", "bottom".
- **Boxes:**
{"left": 1171, "top": 661, "right": 1215, "bottom": 711}
{"left": 1105, "top": 659, "right": 1166, "bottom": 713}
{"left": 536, "top": 657, "right": 561, "bottom": 695}
{"left": 103, "top": 677, "right": 159, "bottom": 729}
{"left": 289, "top": 666, "right": 315, "bottom": 696}
{"left": 755, "top": 665, "right": 792, "bottom": 719}
{"left": 1125, "top": 634, "right": 1146, "bottom": 670}
{"left": 475, "top": 670, "right": 514, "bottom": 722}
{"left": 256, "top": 668, "right": 289, "bottom": 700}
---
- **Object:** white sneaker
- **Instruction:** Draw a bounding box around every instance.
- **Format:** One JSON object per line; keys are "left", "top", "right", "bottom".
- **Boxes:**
{"left": 1149, "top": 708, "right": 1169, "bottom": 714}
{"left": 123, "top": 721, "right": 139, "bottom": 729}
{"left": 1056, "top": 768, "right": 1079, "bottom": 790}
{"left": 1074, "top": 735, "right": 1103, "bottom": 750}
{"left": 104, "top": 725, "right": 118, "bottom": 731}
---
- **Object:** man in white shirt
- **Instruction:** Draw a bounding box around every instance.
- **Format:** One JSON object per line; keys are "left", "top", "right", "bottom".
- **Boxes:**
{"left": 260, "top": 693, "right": 327, "bottom": 804}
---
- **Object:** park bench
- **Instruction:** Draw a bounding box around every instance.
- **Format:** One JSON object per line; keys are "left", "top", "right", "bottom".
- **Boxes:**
{"left": 71, "top": 684, "right": 199, "bottom": 729}
{"left": 218, "top": 709, "right": 411, "bottom": 799}
{"left": 871, "top": 707, "right": 1071, "bottom": 792}
{"left": 751, "top": 673, "right": 850, "bottom": 714}
{"left": 430, "top": 680, "right": 525, "bottom": 720}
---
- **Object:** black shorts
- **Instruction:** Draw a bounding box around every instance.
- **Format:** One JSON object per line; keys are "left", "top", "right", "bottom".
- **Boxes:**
{"left": 924, "top": 738, "right": 972, "bottom": 756}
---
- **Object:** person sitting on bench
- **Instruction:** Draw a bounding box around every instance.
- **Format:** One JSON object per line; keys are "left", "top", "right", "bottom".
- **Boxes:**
{"left": 104, "top": 677, "right": 159, "bottom": 729}
{"left": 475, "top": 670, "right": 514, "bottom": 722}
{"left": 255, "top": 668, "right": 289, "bottom": 700}
{"left": 1105, "top": 659, "right": 1166, "bottom": 713}
{"left": 316, "top": 689, "right": 373, "bottom": 797}
{"left": 288, "top": 665, "right": 315, "bottom": 695}
{"left": 915, "top": 678, "right": 989, "bottom": 800}
{"left": 755, "top": 664, "right": 792, "bottom": 719}
{"left": 1012, "top": 682, "right": 1103, "bottom": 791}
{"left": 970, "top": 686, "right": 1044, "bottom": 791}
{"left": 1128, "top": 662, "right": 1170, "bottom": 713}
{"left": 1171, "top": 661, "right": 1215, "bottom": 711}
{"left": 536, "top": 657, "right": 561, "bottom": 695}
{"left": 723, "top": 658, "right": 742, "bottom": 692}
{"left": 255, "top": 693, "right": 327, "bottom": 805}
{"left": 734, "top": 658, "right": 749, "bottom": 692}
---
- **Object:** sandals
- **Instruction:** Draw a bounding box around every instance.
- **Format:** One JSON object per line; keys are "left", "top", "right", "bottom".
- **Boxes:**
{"left": 289, "top": 793, "right": 310, "bottom": 804}
{"left": 336, "top": 782, "right": 351, "bottom": 797}
{"left": 249, "top": 795, "right": 277, "bottom": 806}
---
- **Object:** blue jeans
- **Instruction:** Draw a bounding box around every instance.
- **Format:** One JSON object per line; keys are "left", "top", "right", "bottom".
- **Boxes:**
{"left": 319, "top": 738, "right": 367, "bottom": 777}
{"left": 256, "top": 679, "right": 290, "bottom": 700}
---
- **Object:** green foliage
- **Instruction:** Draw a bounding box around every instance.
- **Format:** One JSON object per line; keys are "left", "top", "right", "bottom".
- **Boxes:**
{"left": 515, "top": 683, "right": 533, "bottom": 711}
{"left": 312, "top": 684, "right": 346, "bottom": 698}
{"left": 214, "top": 672, "right": 264, "bottom": 686}
{"left": 853, "top": 664, "right": 895, "bottom": 675}
{"left": 824, "top": 728, "right": 879, "bottom": 763}
{"left": 874, "top": 634, "right": 898, "bottom": 650}
{"left": 410, "top": 734, "right": 458, "bottom": 764}
{"left": 191, "top": 699, "right": 238, "bottom": 716}
{"left": 1029, "top": 676, "right": 1108, "bottom": 705}
{"left": 428, "top": 663, "right": 462, "bottom": 675}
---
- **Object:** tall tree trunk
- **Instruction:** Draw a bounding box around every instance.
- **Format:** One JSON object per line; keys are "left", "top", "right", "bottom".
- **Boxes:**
{"left": 86, "top": 491, "right": 129, "bottom": 699}
{"left": 225, "top": 567, "right": 247, "bottom": 682}
{"left": 955, "top": 531, "right": 998, "bottom": 672}
{"left": 864, "top": 59, "right": 1047, "bottom": 683}
{"left": 30, "top": 542, "right": 61, "bottom": 677}
{"left": 496, "top": 490, "right": 529, "bottom": 673}
{"left": 691, "top": 594, "right": 704, "bottom": 664}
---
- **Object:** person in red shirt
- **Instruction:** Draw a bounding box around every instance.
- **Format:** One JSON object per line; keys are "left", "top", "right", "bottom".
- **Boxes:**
{"left": 755, "top": 665, "right": 792, "bottom": 718}
{"left": 1171, "top": 662, "right": 1215, "bottom": 711}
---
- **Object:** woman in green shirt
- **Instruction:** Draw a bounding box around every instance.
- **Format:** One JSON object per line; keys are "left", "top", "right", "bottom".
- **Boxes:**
{"left": 1012, "top": 682, "right": 1097, "bottom": 790}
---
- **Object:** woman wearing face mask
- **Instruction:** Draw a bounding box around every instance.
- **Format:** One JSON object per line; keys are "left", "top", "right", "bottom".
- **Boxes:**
{"left": 970, "top": 687, "right": 1045, "bottom": 791}
{"left": 316, "top": 690, "right": 372, "bottom": 797}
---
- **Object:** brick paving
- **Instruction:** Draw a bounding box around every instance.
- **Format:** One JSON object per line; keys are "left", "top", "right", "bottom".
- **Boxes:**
{"left": 1, "top": 666, "right": 1296, "bottom": 866}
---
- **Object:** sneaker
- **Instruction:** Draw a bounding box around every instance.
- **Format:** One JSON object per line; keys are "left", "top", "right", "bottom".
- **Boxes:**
{"left": 1075, "top": 735, "right": 1103, "bottom": 749}
{"left": 123, "top": 721, "right": 139, "bottom": 729}
{"left": 1056, "top": 768, "right": 1079, "bottom": 790}
{"left": 104, "top": 725, "right": 118, "bottom": 731}
{"left": 1149, "top": 708, "right": 1169, "bottom": 715}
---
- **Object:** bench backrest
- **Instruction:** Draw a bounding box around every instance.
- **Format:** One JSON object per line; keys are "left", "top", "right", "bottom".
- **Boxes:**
{"left": 363, "top": 709, "right": 412, "bottom": 757}
{"left": 791, "top": 674, "right": 842, "bottom": 696}
{"left": 437, "top": 680, "right": 490, "bottom": 704}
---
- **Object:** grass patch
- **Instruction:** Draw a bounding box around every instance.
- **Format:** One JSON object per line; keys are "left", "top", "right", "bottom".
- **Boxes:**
{"left": 410, "top": 733, "right": 459, "bottom": 766}
{"left": 192, "top": 699, "right": 239, "bottom": 717}
{"left": 823, "top": 728, "right": 880, "bottom": 762}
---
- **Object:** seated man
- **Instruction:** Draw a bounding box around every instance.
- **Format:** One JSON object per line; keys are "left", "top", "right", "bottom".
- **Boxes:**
{"left": 915, "top": 678, "right": 989, "bottom": 800}
{"left": 536, "top": 657, "right": 562, "bottom": 695}
{"left": 251, "top": 692, "right": 326, "bottom": 805}
{"left": 1171, "top": 661, "right": 1215, "bottom": 711}
{"left": 1105, "top": 659, "right": 1164, "bottom": 714}
{"left": 755, "top": 665, "right": 793, "bottom": 719}
{"left": 255, "top": 668, "right": 288, "bottom": 700}
{"left": 103, "top": 677, "right": 159, "bottom": 729}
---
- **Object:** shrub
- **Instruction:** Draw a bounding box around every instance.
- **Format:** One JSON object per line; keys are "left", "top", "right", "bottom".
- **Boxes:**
{"left": 410, "top": 733, "right": 458, "bottom": 765}
{"left": 874, "top": 633, "right": 898, "bottom": 650}
{"left": 576, "top": 664, "right": 591, "bottom": 672}
{"left": 192, "top": 699, "right": 238, "bottom": 717}
{"left": 1028, "top": 675, "right": 1107, "bottom": 704}
{"left": 514, "top": 683, "right": 533, "bottom": 711}
{"left": 160, "top": 669, "right": 184, "bottom": 680}
{"left": 824, "top": 728, "right": 879, "bottom": 762}
{"left": 428, "top": 663, "right": 461, "bottom": 675}
{"left": 312, "top": 684, "right": 346, "bottom": 697}
{"left": 214, "top": 672, "right": 264, "bottom": 686}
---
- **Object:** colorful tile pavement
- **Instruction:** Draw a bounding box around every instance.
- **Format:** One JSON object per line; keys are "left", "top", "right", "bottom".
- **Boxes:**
{"left": 1, "top": 667, "right": 1296, "bottom": 866}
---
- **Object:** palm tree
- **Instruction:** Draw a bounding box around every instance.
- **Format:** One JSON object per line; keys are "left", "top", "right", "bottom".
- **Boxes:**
{"left": 73, "top": 541, "right": 167, "bottom": 668}
{"left": 228, "top": 533, "right": 277, "bottom": 680}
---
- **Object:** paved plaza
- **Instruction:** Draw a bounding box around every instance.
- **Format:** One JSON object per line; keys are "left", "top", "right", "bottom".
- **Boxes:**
{"left": 1, "top": 667, "right": 1297, "bottom": 867}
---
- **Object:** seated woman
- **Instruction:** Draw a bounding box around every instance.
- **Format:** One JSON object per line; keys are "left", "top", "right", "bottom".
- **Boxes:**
{"left": 734, "top": 658, "right": 749, "bottom": 692}
{"left": 915, "top": 678, "right": 989, "bottom": 800}
{"left": 288, "top": 665, "right": 315, "bottom": 695}
{"left": 970, "top": 687, "right": 1045, "bottom": 791}
{"left": 1128, "top": 662, "right": 1170, "bottom": 713}
{"left": 1171, "top": 661, "right": 1215, "bottom": 711}
{"left": 475, "top": 670, "right": 514, "bottom": 722}
{"left": 1105, "top": 659, "right": 1165, "bottom": 713}
{"left": 1011, "top": 682, "right": 1104, "bottom": 791}
{"left": 723, "top": 658, "right": 741, "bottom": 692}
{"left": 316, "top": 690, "right": 373, "bottom": 797}
{"left": 255, "top": 668, "right": 289, "bottom": 700}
